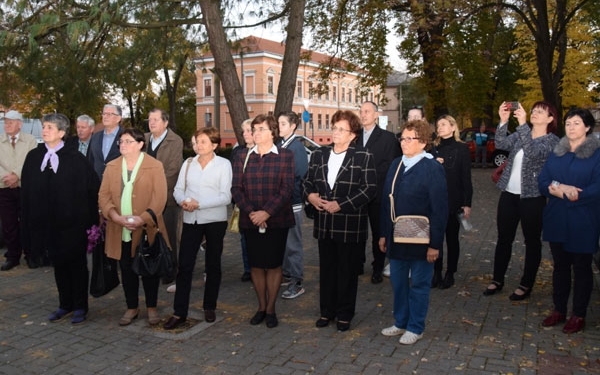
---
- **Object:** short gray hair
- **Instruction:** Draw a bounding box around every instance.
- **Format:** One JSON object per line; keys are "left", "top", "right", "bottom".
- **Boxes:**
{"left": 42, "top": 113, "right": 70, "bottom": 133}
{"left": 77, "top": 114, "right": 95, "bottom": 128}
{"left": 103, "top": 104, "right": 122, "bottom": 117}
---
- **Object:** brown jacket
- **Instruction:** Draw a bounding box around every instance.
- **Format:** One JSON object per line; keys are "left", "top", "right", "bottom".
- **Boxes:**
{"left": 98, "top": 154, "right": 170, "bottom": 260}
{"left": 144, "top": 130, "right": 183, "bottom": 207}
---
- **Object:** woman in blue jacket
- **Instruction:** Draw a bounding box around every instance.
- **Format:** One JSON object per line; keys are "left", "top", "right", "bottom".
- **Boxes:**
{"left": 379, "top": 119, "right": 448, "bottom": 345}
{"left": 538, "top": 108, "right": 600, "bottom": 334}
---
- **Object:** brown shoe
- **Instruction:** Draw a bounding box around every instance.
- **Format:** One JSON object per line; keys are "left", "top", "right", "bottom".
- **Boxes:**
{"left": 562, "top": 315, "right": 585, "bottom": 334}
{"left": 204, "top": 310, "right": 216, "bottom": 323}
{"left": 163, "top": 316, "right": 186, "bottom": 330}
{"left": 147, "top": 308, "right": 161, "bottom": 325}
{"left": 119, "top": 309, "right": 139, "bottom": 326}
{"left": 542, "top": 311, "right": 566, "bottom": 327}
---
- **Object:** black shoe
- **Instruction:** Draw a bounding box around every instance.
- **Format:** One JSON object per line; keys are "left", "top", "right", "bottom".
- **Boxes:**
{"left": 0, "top": 259, "right": 19, "bottom": 271}
{"left": 439, "top": 272, "right": 455, "bottom": 289}
{"left": 241, "top": 271, "right": 251, "bottom": 282}
{"left": 337, "top": 321, "right": 350, "bottom": 332}
{"left": 204, "top": 309, "right": 216, "bottom": 323}
{"left": 509, "top": 286, "right": 532, "bottom": 301}
{"left": 431, "top": 272, "right": 442, "bottom": 288}
{"left": 27, "top": 257, "right": 40, "bottom": 269}
{"left": 250, "top": 311, "right": 266, "bottom": 325}
{"left": 371, "top": 272, "right": 383, "bottom": 284}
{"left": 265, "top": 313, "right": 278, "bottom": 328}
{"left": 163, "top": 316, "right": 186, "bottom": 330}
{"left": 483, "top": 281, "right": 504, "bottom": 296}
{"left": 315, "top": 317, "right": 330, "bottom": 328}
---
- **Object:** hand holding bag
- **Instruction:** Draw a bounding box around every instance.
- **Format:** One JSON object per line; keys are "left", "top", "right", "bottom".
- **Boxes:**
{"left": 89, "top": 223, "right": 120, "bottom": 297}
{"left": 132, "top": 209, "right": 174, "bottom": 277}
{"left": 389, "top": 161, "right": 430, "bottom": 244}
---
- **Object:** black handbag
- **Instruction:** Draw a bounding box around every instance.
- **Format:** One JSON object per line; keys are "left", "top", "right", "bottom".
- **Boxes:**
{"left": 90, "top": 236, "right": 120, "bottom": 298}
{"left": 132, "top": 209, "right": 174, "bottom": 278}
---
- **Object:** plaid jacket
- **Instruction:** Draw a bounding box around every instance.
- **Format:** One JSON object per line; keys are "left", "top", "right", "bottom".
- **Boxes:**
{"left": 303, "top": 145, "right": 377, "bottom": 243}
{"left": 231, "top": 147, "right": 295, "bottom": 229}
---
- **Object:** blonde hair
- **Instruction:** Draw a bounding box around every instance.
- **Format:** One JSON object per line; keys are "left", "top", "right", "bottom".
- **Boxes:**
{"left": 433, "top": 115, "right": 462, "bottom": 146}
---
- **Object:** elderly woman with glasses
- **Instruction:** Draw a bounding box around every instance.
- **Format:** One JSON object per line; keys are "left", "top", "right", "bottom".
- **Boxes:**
{"left": 378, "top": 119, "right": 448, "bottom": 345}
{"left": 303, "top": 110, "right": 376, "bottom": 332}
{"left": 98, "top": 128, "right": 170, "bottom": 326}
{"left": 231, "top": 114, "right": 295, "bottom": 329}
{"left": 483, "top": 101, "right": 559, "bottom": 301}
{"left": 21, "top": 113, "right": 100, "bottom": 324}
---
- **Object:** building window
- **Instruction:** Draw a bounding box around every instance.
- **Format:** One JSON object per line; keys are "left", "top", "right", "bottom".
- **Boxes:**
{"left": 297, "top": 112, "right": 303, "bottom": 130}
{"left": 204, "top": 78, "right": 212, "bottom": 97}
{"left": 318, "top": 114, "right": 322, "bottom": 129}
{"left": 326, "top": 85, "right": 330, "bottom": 101}
{"left": 348, "top": 89, "right": 352, "bottom": 103}
{"left": 333, "top": 86, "right": 337, "bottom": 102}
{"left": 342, "top": 88, "right": 346, "bottom": 102}
{"left": 267, "top": 75, "right": 274, "bottom": 95}
{"left": 205, "top": 112, "right": 212, "bottom": 127}
{"left": 325, "top": 114, "right": 330, "bottom": 129}
{"left": 308, "top": 82, "right": 314, "bottom": 99}
{"left": 297, "top": 80, "right": 303, "bottom": 98}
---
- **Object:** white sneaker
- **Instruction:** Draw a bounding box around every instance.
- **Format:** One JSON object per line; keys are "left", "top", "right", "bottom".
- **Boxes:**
{"left": 166, "top": 284, "right": 176, "bottom": 293}
{"left": 383, "top": 264, "right": 391, "bottom": 277}
{"left": 381, "top": 325, "right": 404, "bottom": 336}
{"left": 399, "top": 331, "right": 423, "bottom": 345}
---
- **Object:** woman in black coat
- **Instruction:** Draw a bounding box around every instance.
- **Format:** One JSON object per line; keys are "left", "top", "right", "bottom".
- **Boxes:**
{"left": 431, "top": 115, "right": 473, "bottom": 289}
{"left": 21, "top": 113, "right": 100, "bottom": 324}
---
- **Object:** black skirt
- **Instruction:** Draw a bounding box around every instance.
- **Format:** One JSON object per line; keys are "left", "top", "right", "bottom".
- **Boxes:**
{"left": 244, "top": 227, "right": 289, "bottom": 269}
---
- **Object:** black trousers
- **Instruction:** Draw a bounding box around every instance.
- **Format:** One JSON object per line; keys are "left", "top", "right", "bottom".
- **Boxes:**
{"left": 366, "top": 199, "right": 385, "bottom": 273}
{"left": 318, "top": 238, "right": 364, "bottom": 322}
{"left": 119, "top": 241, "right": 160, "bottom": 309}
{"left": 174, "top": 221, "right": 227, "bottom": 318}
{"left": 492, "top": 192, "right": 545, "bottom": 288}
{"left": 434, "top": 213, "right": 461, "bottom": 275}
{"left": 53, "top": 251, "right": 89, "bottom": 312}
{"left": 550, "top": 243, "right": 593, "bottom": 318}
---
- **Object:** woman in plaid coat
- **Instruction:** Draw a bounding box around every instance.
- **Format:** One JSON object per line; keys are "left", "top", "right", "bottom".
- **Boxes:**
{"left": 303, "top": 110, "right": 377, "bottom": 332}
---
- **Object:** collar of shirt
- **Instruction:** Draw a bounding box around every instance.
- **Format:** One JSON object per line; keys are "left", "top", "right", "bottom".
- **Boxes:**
{"left": 104, "top": 126, "right": 120, "bottom": 138}
{"left": 150, "top": 129, "right": 168, "bottom": 150}
{"left": 362, "top": 127, "right": 375, "bottom": 146}
{"left": 249, "top": 144, "right": 279, "bottom": 155}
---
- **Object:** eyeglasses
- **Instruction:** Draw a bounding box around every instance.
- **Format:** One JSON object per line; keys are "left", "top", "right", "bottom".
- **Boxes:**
{"left": 399, "top": 137, "right": 418, "bottom": 143}
{"left": 252, "top": 127, "right": 271, "bottom": 134}
{"left": 332, "top": 126, "right": 352, "bottom": 133}
{"left": 102, "top": 112, "right": 120, "bottom": 117}
{"left": 117, "top": 139, "right": 137, "bottom": 145}
{"left": 531, "top": 108, "right": 548, "bottom": 115}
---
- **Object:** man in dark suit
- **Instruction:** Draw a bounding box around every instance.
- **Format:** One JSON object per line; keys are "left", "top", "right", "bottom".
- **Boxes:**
{"left": 357, "top": 101, "right": 401, "bottom": 284}
{"left": 144, "top": 108, "right": 183, "bottom": 285}
{"left": 67, "top": 114, "right": 95, "bottom": 157}
{"left": 88, "top": 104, "right": 122, "bottom": 180}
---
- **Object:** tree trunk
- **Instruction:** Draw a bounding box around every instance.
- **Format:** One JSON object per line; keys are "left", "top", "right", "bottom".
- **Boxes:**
{"left": 274, "top": 0, "right": 306, "bottom": 116}
{"left": 199, "top": 0, "right": 248, "bottom": 145}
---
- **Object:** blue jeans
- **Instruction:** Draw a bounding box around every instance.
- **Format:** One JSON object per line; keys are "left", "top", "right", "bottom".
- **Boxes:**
{"left": 389, "top": 257, "right": 434, "bottom": 334}
{"left": 282, "top": 210, "right": 304, "bottom": 282}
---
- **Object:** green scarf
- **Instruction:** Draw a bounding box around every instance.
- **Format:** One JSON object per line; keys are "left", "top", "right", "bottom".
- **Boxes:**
{"left": 121, "top": 153, "right": 145, "bottom": 241}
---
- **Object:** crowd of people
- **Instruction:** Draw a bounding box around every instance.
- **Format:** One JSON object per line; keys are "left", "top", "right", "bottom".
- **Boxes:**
{"left": 1, "top": 100, "right": 599, "bottom": 343}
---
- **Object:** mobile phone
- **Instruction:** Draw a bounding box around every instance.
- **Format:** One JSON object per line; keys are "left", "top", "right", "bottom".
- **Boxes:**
{"left": 507, "top": 101, "right": 519, "bottom": 111}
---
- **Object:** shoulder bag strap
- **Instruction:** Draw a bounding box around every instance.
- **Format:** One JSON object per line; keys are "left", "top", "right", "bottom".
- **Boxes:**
{"left": 389, "top": 161, "right": 403, "bottom": 222}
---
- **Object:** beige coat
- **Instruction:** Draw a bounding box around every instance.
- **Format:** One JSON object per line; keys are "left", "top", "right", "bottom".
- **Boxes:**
{"left": 98, "top": 154, "right": 170, "bottom": 260}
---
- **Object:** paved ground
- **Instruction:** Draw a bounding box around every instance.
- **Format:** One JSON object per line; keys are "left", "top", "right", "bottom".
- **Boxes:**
{"left": 2, "top": 168, "right": 600, "bottom": 374}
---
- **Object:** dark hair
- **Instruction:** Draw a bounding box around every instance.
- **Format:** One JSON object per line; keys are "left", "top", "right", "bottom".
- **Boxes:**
{"left": 278, "top": 111, "right": 301, "bottom": 130}
{"left": 331, "top": 110, "right": 362, "bottom": 138}
{"left": 361, "top": 101, "right": 378, "bottom": 112}
{"left": 565, "top": 108, "right": 595, "bottom": 135}
{"left": 531, "top": 101, "right": 558, "bottom": 135}
{"left": 195, "top": 126, "right": 222, "bottom": 146}
{"left": 252, "top": 114, "right": 279, "bottom": 139}
{"left": 120, "top": 128, "right": 146, "bottom": 148}
{"left": 401, "top": 119, "right": 432, "bottom": 146}
{"left": 149, "top": 108, "right": 169, "bottom": 123}
{"left": 41, "top": 113, "right": 70, "bottom": 134}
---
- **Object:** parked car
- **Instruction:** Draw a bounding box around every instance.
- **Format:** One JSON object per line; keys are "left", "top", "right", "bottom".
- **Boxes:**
{"left": 297, "top": 135, "right": 321, "bottom": 161}
{"left": 460, "top": 127, "right": 508, "bottom": 167}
